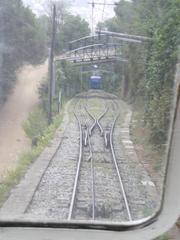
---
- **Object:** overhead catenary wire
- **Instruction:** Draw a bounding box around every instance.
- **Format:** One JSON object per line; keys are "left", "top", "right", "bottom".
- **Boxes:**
{"left": 88, "top": 1, "right": 117, "bottom": 34}
{"left": 101, "top": 0, "right": 106, "bottom": 24}
{"left": 91, "top": 0, "right": 95, "bottom": 35}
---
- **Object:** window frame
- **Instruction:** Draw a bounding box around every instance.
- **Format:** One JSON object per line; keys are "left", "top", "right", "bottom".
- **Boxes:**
{"left": 0, "top": 64, "right": 179, "bottom": 240}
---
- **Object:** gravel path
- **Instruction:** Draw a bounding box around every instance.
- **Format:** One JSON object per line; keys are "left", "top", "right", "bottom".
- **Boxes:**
{"left": 26, "top": 118, "right": 79, "bottom": 220}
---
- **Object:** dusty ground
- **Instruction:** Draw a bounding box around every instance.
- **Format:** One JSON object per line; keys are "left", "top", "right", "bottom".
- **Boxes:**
{"left": 0, "top": 61, "right": 48, "bottom": 180}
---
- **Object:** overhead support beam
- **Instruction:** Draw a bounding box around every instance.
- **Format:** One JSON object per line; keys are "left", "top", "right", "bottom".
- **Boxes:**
{"left": 81, "top": 70, "right": 114, "bottom": 74}
{"left": 88, "top": 2, "right": 120, "bottom": 6}
{"left": 111, "top": 36, "right": 142, "bottom": 44}
{"left": 55, "top": 43, "right": 123, "bottom": 64}
{"left": 69, "top": 34, "right": 105, "bottom": 45}
{"left": 68, "top": 34, "right": 106, "bottom": 51}
{"left": 57, "top": 31, "right": 148, "bottom": 65}
{"left": 67, "top": 58, "right": 128, "bottom": 66}
{"left": 68, "top": 33, "right": 144, "bottom": 52}
{"left": 68, "top": 43, "right": 122, "bottom": 52}
{"left": 96, "top": 30, "right": 152, "bottom": 41}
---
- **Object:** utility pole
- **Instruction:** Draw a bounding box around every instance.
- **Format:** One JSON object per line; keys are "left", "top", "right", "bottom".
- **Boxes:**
{"left": 80, "top": 66, "right": 83, "bottom": 91}
{"left": 48, "top": 4, "right": 56, "bottom": 125}
{"left": 92, "top": 1, "right": 94, "bottom": 35}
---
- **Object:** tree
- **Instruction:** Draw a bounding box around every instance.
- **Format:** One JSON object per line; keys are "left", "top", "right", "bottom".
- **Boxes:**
{"left": 38, "top": 6, "right": 90, "bottom": 113}
{"left": 55, "top": 13, "right": 90, "bottom": 53}
{"left": 0, "top": 0, "right": 48, "bottom": 103}
{"left": 97, "top": 0, "right": 180, "bottom": 144}
{"left": 144, "top": 0, "right": 180, "bottom": 142}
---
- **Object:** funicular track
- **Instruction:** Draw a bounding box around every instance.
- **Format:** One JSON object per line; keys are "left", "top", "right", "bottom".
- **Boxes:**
{"left": 2, "top": 91, "right": 157, "bottom": 223}
{"left": 68, "top": 96, "right": 133, "bottom": 222}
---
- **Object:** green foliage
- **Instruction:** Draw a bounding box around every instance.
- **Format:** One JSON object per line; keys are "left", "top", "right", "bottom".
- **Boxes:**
{"left": 144, "top": 0, "right": 180, "bottom": 143}
{"left": 0, "top": 0, "right": 48, "bottom": 103}
{"left": 56, "top": 60, "right": 81, "bottom": 98}
{"left": 43, "top": 3, "right": 90, "bottom": 54}
{"left": 23, "top": 107, "right": 48, "bottom": 145}
{"left": 37, "top": 114, "right": 63, "bottom": 150}
{"left": 38, "top": 77, "right": 49, "bottom": 113}
{"left": 155, "top": 234, "right": 169, "bottom": 240}
{"left": 55, "top": 13, "right": 90, "bottom": 53}
{"left": 0, "top": 112, "right": 63, "bottom": 206}
{"left": 38, "top": 61, "right": 82, "bottom": 117}
{"left": 101, "top": 0, "right": 180, "bottom": 144}
{"left": 145, "top": 87, "right": 172, "bottom": 144}
{"left": 38, "top": 9, "right": 90, "bottom": 113}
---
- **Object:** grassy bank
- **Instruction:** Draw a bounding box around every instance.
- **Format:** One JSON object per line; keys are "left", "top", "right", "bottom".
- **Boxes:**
{"left": 0, "top": 110, "right": 64, "bottom": 207}
{"left": 130, "top": 107, "right": 167, "bottom": 191}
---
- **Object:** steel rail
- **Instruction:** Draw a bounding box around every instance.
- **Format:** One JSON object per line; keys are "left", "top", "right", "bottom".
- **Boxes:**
{"left": 86, "top": 127, "right": 93, "bottom": 162}
{"left": 68, "top": 112, "right": 83, "bottom": 220}
{"left": 84, "top": 96, "right": 95, "bottom": 219}
{"left": 85, "top": 107, "right": 108, "bottom": 136}
{"left": 85, "top": 107, "right": 97, "bottom": 136}
{"left": 109, "top": 115, "right": 133, "bottom": 222}
{"left": 78, "top": 101, "right": 89, "bottom": 128}
{"left": 87, "top": 130, "right": 95, "bottom": 220}
{"left": 96, "top": 107, "right": 108, "bottom": 136}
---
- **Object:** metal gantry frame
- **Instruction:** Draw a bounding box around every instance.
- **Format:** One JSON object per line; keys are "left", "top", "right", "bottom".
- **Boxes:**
{"left": 68, "top": 33, "right": 144, "bottom": 51}
{"left": 56, "top": 43, "right": 124, "bottom": 64}
{"left": 56, "top": 31, "right": 150, "bottom": 65}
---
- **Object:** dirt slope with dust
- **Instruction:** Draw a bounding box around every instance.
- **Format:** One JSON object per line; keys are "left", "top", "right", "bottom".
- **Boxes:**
{"left": 0, "top": 61, "right": 48, "bottom": 180}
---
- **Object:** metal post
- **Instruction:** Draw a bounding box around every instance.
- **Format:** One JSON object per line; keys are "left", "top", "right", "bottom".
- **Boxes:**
{"left": 80, "top": 66, "right": 83, "bottom": 91}
{"left": 58, "top": 90, "right": 62, "bottom": 113}
{"left": 48, "top": 4, "right": 56, "bottom": 125}
{"left": 122, "top": 61, "right": 128, "bottom": 98}
{"left": 91, "top": 0, "right": 94, "bottom": 35}
{"left": 52, "top": 61, "right": 56, "bottom": 98}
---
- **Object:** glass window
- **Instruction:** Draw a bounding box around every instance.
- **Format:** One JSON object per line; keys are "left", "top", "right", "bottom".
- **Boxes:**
{"left": 0, "top": 0, "right": 179, "bottom": 227}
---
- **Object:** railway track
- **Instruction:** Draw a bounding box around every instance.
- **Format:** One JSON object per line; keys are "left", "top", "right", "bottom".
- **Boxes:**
{"left": 68, "top": 98, "right": 133, "bottom": 221}
{"left": 1, "top": 90, "right": 158, "bottom": 223}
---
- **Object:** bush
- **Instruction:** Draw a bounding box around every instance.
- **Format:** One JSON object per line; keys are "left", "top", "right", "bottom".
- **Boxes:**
{"left": 145, "top": 87, "right": 172, "bottom": 144}
{"left": 155, "top": 234, "right": 169, "bottom": 240}
{"left": 0, "top": 112, "right": 63, "bottom": 206}
{"left": 23, "top": 106, "right": 48, "bottom": 146}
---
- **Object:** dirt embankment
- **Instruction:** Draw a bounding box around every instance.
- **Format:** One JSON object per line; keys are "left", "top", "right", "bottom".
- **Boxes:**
{"left": 0, "top": 61, "right": 48, "bottom": 180}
